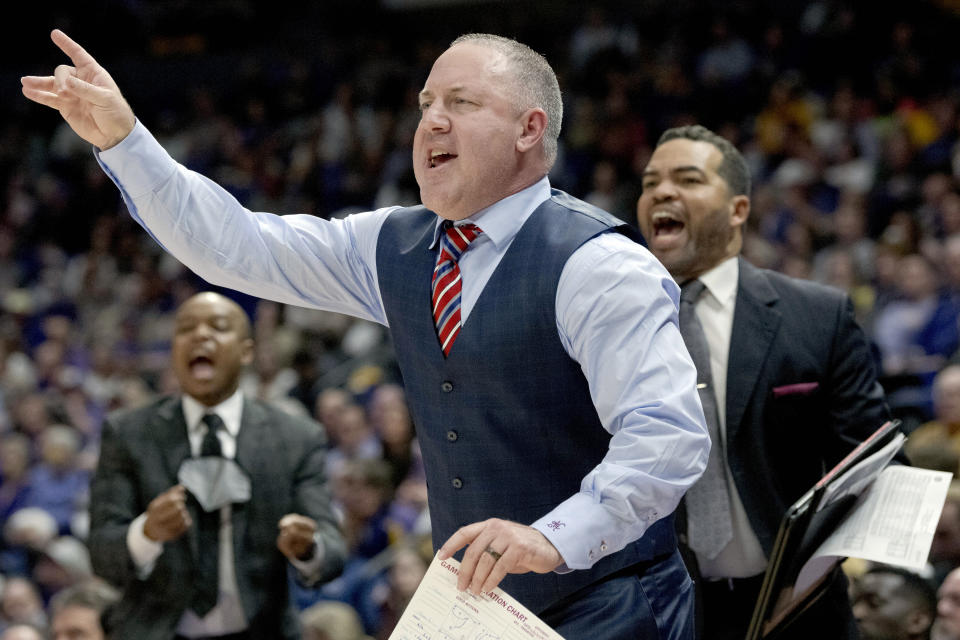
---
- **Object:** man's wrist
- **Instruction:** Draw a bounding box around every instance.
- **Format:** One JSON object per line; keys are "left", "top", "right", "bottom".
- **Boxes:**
{"left": 100, "top": 112, "right": 136, "bottom": 151}
{"left": 127, "top": 513, "right": 164, "bottom": 575}
{"left": 142, "top": 519, "right": 160, "bottom": 542}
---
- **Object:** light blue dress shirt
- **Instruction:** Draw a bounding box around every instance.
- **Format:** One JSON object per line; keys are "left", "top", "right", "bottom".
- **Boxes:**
{"left": 97, "top": 121, "right": 709, "bottom": 571}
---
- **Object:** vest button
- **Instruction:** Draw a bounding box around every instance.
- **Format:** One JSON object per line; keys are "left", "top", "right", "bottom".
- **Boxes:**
{"left": 441, "top": 381, "right": 454, "bottom": 393}
{"left": 451, "top": 477, "right": 463, "bottom": 489}
{"left": 446, "top": 430, "right": 458, "bottom": 442}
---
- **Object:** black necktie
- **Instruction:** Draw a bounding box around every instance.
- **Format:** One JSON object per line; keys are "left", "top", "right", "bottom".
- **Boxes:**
{"left": 678, "top": 280, "right": 734, "bottom": 559}
{"left": 193, "top": 413, "right": 223, "bottom": 617}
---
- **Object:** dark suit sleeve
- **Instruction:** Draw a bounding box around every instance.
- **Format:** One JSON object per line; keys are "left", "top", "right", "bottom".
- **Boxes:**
{"left": 823, "top": 295, "right": 892, "bottom": 464}
{"left": 88, "top": 415, "right": 142, "bottom": 587}
{"left": 290, "top": 420, "right": 346, "bottom": 585}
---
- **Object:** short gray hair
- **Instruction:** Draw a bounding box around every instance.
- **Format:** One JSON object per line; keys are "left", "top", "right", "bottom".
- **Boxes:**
{"left": 656, "top": 125, "right": 751, "bottom": 196}
{"left": 450, "top": 34, "right": 562, "bottom": 168}
{"left": 49, "top": 579, "right": 120, "bottom": 618}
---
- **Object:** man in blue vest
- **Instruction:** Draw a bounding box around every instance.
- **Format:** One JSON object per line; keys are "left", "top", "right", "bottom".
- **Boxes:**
{"left": 24, "top": 30, "right": 710, "bottom": 638}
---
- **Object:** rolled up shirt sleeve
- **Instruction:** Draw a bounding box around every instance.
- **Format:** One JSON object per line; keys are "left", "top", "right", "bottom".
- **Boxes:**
{"left": 532, "top": 232, "right": 710, "bottom": 571}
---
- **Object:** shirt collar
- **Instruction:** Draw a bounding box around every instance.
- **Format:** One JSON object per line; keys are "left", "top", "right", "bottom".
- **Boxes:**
{"left": 182, "top": 388, "right": 243, "bottom": 437}
{"left": 697, "top": 256, "right": 739, "bottom": 307}
{"left": 429, "top": 176, "right": 552, "bottom": 251}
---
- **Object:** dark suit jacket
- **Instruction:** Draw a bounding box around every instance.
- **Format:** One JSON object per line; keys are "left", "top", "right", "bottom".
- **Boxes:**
{"left": 709, "top": 258, "right": 891, "bottom": 637}
{"left": 88, "top": 395, "right": 346, "bottom": 640}
{"left": 725, "top": 258, "right": 890, "bottom": 553}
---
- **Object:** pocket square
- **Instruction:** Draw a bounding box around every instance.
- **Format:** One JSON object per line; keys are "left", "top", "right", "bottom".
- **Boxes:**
{"left": 178, "top": 457, "right": 252, "bottom": 512}
{"left": 772, "top": 382, "right": 819, "bottom": 398}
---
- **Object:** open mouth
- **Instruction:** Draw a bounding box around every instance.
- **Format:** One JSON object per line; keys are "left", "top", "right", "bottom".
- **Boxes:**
{"left": 189, "top": 355, "right": 216, "bottom": 380}
{"left": 651, "top": 211, "right": 685, "bottom": 237}
{"left": 429, "top": 151, "right": 457, "bottom": 168}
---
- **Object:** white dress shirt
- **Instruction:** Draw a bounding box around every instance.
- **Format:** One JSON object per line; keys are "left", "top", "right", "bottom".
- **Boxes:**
{"left": 101, "top": 121, "right": 709, "bottom": 571}
{"left": 693, "top": 256, "right": 767, "bottom": 578}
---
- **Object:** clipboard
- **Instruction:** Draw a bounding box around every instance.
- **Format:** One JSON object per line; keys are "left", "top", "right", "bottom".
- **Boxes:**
{"left": 745, "top": 419, "right": 903, "bottom": 639}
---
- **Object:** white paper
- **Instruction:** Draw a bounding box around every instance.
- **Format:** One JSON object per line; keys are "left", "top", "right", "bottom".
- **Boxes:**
{"left": 389, "top": 554, "right": 565, "bottom": 640}
{"left": 794, "top": 465, "right": 951, "bottom": 594}
{"left": 816, "top": 433, "right": 906, "bottom": 510}
{"left": 178, "top": 457, "right": 251, "bottom": 512}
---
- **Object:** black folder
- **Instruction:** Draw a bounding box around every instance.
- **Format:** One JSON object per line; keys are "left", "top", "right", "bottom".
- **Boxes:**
{"left": 745, "top": 419, "right": 903, "bottom": 639}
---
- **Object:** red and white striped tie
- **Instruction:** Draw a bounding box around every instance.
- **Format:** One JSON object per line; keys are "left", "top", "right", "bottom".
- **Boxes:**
{"left": 432, "top": 222, "right": 483, "bottom": 357}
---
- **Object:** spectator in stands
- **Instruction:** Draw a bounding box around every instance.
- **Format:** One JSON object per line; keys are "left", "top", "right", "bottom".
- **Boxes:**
{"left": 48, "top": 579, "right": 120, "bottom": 640}
{"left": 943, "top": 234, "right": 960, "bottom": 299}
{"left": 934, "top": 567, "right": 960, "bottom": 640}
{"left": 373, "top": 540, "right": 432, "bottom": 640}
{"left": 0, "top": 626, "right": 43, "bottom": 640}
{"left": 926, "top": 482, "right": 960, "bottom": 588}
{"left": 316, "top": 459, "right": 401, "bottom": 629}
{"left": 567, "top": 5, "right": 638, "bottom": 78}
{"left": 32, "top": 536, "right": 93, "bottom": 601}
{"left": 1, "top": 508, "right": 57, "bottom": 578}
{"left": 851, "top": 565, "right": 936, "bottom": 640}
{"left": 812, "top": 197, "right": 877, "bottom": 290}
{"left": 289, "top": 349, "right": 322, "bottom": 414}
{"left": 367, "top": 384, "right": 421, "bottom": 489}
{"left": 325, "top": 404, "right": 382, "bottom": 481}
{"left": 872, "top": 254, "right": 959, "bottom": 416}
{"left": 907, "top": 364, "right": 960, "bottom": 472}
{"left": 334, "top": 459, "right": 396, "bottom": 564}
{"left": 314, "top": 388, "right": 352, "bottom": 441}
{"left": 23, "top": 425, "right": 88, "bottom": 535}
{"left": 301, "top": 601, "right": 372, "bottom": 640}
{"left": 0, "top": 578, "right": 46, "bottom": 633}
{"left": 10, "top": 395, "right": 51, "bottom": 441}
{"left": 0, "top": 435, "right": 32, "bottom": 525}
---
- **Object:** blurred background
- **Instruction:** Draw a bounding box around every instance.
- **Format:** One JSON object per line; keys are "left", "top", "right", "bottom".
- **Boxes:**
{"left": 3, "top": 0, "right": 960, "bottom": 637}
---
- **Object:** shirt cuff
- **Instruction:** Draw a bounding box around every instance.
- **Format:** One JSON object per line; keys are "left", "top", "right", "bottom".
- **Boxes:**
{"left": 531, "top": 492, "right": 648, "bottom": 571}
{"left": 96, "top": 120, "right": 179, "bottom": 198}
{"left": 287, "top": 533, "right": 326, "bottom": 579}
{"left": 127, "top": 513, "right": 164, "bottom": 579}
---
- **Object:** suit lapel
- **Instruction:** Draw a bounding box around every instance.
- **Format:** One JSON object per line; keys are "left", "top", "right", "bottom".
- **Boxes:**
{"left": 232, "top": 398, "right": 267, "bottom": 558}
{"left": 153, "top": 397, "right": 199, "bottom": 561}
{"left": 725, "top": 258, "right": 780, "bottom": 443}
{"left": 157, "top": 396, "right": 192, "bottom": 479}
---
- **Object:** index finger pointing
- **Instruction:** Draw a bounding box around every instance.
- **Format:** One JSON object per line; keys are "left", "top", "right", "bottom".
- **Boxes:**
{"left": 51, "top": 29, "right": 98, "bottom": 68}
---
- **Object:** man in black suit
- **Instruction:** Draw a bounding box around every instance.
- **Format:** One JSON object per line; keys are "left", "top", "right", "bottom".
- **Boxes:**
{"left": 88, "top": 292, "right": 346, "bottom": 640}
{"left": 636, "top": 125, "right": 891, "bottom": 639}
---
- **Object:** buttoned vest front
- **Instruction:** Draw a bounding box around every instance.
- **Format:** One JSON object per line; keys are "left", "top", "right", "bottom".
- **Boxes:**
{"left": 376, "top": 190, "right": 677, "bottom": 613}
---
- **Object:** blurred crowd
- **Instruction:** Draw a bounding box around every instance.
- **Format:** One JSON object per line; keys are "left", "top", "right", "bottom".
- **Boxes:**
{"left": 3, "top": 1, "right": 960, "bottom": 638}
